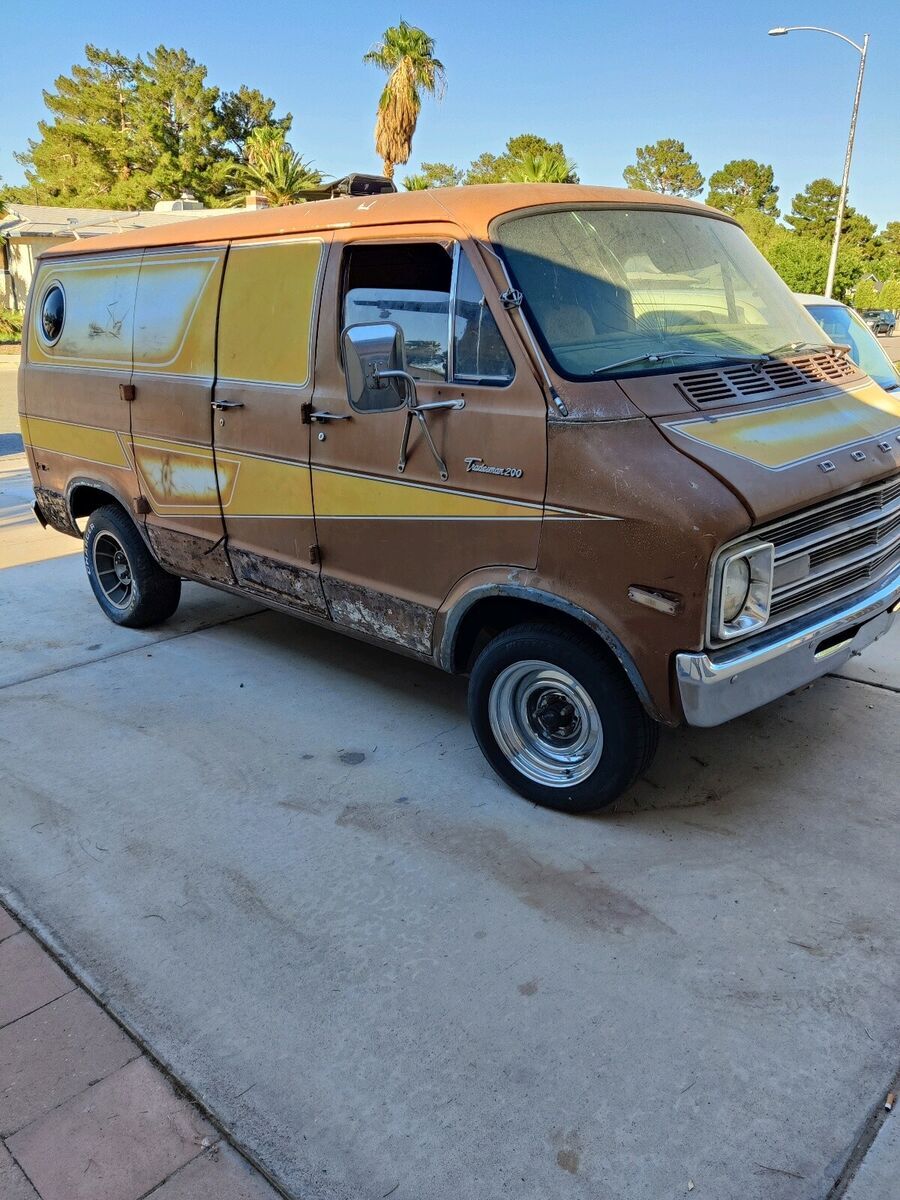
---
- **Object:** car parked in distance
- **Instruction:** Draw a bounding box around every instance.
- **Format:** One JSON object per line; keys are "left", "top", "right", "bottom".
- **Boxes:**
{"left": 797, "top": 293, "right": 900, "bottom": 392}
{"left": 860, "top": 308, "right": 897, "bottom": 336}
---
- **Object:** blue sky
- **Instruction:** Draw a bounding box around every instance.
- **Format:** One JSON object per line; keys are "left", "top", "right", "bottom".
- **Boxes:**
{"left": 3, "top": 0, "right": 897, "bottom": 229}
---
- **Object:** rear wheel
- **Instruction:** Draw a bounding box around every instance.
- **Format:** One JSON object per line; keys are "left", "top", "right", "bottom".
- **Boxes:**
{"left": 468, "top": 623, "right": 658, "bottom": 813}
{"left": 84, "top": 505, "right": 181, "bottom": 628}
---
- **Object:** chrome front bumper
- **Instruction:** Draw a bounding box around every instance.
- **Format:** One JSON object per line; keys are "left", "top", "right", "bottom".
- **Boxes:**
{"left": 676, "top": 568, "right": 900, "bottom": 727}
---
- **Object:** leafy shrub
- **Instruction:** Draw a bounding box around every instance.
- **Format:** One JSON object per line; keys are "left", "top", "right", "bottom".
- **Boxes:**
{"left": 0, "top": 308, "right": 23, "bottom": 344}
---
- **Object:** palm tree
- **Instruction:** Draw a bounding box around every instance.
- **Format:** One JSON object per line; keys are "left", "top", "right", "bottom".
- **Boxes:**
{"left": 241, "top": 145, "right": 322, "bottom": 207}
{"left": 363, "top": 21, "right": 446, "bottom": 180}
{"left": 505, "top": 151, "right": 578, "bottom": 184}
{"left": 244, "top": 125, "right": 289, "bottom": 167}
{"left": 233, "top": 126, "right": 322, "bottom": 206}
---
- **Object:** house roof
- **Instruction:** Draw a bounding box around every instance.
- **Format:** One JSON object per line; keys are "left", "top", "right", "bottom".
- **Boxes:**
{"left": 0, "top": 202, "right": 225, "bottom": 242}
{"left": 34, "top": 184, "right": 726, "bottom": 259}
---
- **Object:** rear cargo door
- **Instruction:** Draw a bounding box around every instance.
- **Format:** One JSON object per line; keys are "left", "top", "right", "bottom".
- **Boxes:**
{"left": 212, "top": 235, "right": 330, "bottom": 615}
{"left": 21, "top": 252, "right": 141, "bottom": 509}
{"left": 129, "top": 244, "right": 232, "bottom": 583}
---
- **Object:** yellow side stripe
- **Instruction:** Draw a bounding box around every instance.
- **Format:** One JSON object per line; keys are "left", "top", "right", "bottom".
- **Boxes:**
{"left": 22, "top": 416, "right": 130, "bottom": 469}
{"left": 311, "top": 466, "right": 538, "bottom": 520}
{"left": 23, "top": 419, "right": 614, "bottom": 521}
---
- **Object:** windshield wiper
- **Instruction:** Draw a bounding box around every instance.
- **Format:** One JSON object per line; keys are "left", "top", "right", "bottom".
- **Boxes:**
{"left": 591, "top": 349, "right": 767, "bottom": 376}
{"left": 764, "top": 340, "right": 851, "bottom": 360}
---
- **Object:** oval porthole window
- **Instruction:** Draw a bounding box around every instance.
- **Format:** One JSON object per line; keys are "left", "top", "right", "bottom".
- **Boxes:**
{"left": 40, "top": 284, "right": 65, "bottom": 345}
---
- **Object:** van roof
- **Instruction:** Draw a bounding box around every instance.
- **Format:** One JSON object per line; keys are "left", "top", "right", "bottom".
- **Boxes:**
{"left": 39, "top": 183, "right": 722, "bottom": 259}
{"left": 794, "top": 292, "right": 843, "bottom": 307}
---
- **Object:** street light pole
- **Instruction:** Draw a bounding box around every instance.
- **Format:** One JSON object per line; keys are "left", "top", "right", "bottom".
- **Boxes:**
{"left": 768, "top": 26, "right": 870, "bottom": 299}
{"left": 825, "top": 34, "right": 868, "bottom": 299}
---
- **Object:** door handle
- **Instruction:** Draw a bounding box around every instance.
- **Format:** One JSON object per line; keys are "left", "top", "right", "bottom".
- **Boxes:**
{"left": 211, "top": 400, "right": 245, "bottom": 410}
{"left": 301, "top": 403, "right": 352, "bottom": 424}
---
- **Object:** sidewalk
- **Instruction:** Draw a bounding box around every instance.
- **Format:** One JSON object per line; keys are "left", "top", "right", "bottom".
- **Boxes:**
{"left": 0, "top": 905, "right": 281, "bottom": 1200}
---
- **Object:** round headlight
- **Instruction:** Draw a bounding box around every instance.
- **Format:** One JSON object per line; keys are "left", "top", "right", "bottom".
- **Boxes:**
{"left": 722, "top": 557, "right": 751, "bottom": 622}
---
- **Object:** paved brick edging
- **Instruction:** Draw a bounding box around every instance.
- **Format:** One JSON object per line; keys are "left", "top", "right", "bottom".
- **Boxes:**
{"left": 0, "top": 902, "right": 286, "bottom": 1200}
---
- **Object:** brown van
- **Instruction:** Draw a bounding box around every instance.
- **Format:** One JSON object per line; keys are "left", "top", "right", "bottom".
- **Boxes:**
{"left": 19, "top": 182, "right": 900, "bottom": 812}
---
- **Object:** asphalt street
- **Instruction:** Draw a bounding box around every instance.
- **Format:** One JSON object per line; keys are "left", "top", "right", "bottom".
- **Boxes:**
{"left": 1, "top": 354, "right": 899, "bottom": 1199}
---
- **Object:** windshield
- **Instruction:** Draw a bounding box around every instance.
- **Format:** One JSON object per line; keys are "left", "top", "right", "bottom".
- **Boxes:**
{"left": 495, "top": 207, "right": 825, "bottom": 380}
{"left": 806, "top": 303, "right": 900, "bottom": 391}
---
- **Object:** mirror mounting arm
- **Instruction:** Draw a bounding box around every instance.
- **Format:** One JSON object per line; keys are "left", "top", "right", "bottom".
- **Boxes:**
{"left": 372, "top": 367, "right": 463, "bottom": 483}
{"left": 398, "top": 406, "right": 451, "bottom": 481}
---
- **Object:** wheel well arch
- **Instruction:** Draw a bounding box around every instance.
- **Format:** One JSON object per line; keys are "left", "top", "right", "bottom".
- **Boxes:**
{"left": 65, "top": 480, "right": 153, "bottom": 552}
{"left": 68, "top": 482, "right": 125, "bottom": 521}
{"left": 439, "top": 586, "right": 661, "bottom": 722}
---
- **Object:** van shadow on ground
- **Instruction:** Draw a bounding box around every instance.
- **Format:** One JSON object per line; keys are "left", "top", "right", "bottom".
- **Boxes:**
{"left": 226, "top": 604, "right": 831, "bottom": 823}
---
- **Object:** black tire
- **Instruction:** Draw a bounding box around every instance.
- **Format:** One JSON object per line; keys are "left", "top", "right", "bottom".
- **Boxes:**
{"left": 83, "top": 504, "right": 181, "bottom": 628}
{"left": 468, "top": 622, "right": 659, "bottom": 814}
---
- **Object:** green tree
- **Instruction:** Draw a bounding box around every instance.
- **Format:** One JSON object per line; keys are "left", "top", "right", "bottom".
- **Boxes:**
{"left": 464, "top": 134, "right": 579, "bottom": 184}
{"left": 785, "top": 178, "right": 876, "bottom": 250}
{"left": 707, "top": 159, "right": 779, "bottom": 217}
{"left": 733, "top": 209, "right": 790, "bottom": 259}
{"left": 363, "top": 21, "right": 446, "bottom": 180}
{"left": 878, "top": 277, "right": 900, "bottom": 314}
{"left": 852, "top": 279, "right": 879, "bottom": 310}
{"left": 132, "top": 46, "right": 234, "bottom": 203}
{"left": 218, "top": 86, "right": 291, "bottom": 159}
{"left": 11, "top": 46, "right": 141, "bottom": 206}
{"left": 238, "top": 142, "right": 321, "bottom": 206}
{"left": 243, "top": 125, "right": 289, "bottom": 167}
{"left": 880, "top": 222, "right": 900, "bottom": 256}
{"left": 873, "top": 221, "right": 900, "bottom": 281}
{"left": 623, "top": 138, "right": 704, "bottom": 197}
{"left": 7, "top": 44, "right": 288, "bottom": 209}
{"left": 766, "top": 235, "right": 863, "bottom": 299}
{"left": 403, "top": 161, "right": 463, "bottom": 190}
{"left": 505, "top": 150, "right": 577, "bottom": 183}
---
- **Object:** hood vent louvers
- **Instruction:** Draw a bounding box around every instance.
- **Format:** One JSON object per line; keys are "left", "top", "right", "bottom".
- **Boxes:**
{"left": 676, "top": 353, "right": 858, "bottom": 407}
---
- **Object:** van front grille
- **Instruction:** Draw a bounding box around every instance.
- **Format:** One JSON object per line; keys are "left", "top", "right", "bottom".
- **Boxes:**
{"left": 763, "top": 474, "right": 900, "bottom": 627}
{"left": 677, "top": 353, "right": 858, "bottom": 406}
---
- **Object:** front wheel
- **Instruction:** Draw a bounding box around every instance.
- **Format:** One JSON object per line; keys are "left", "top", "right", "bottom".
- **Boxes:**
{"left": 84, "top": 505, "right": 181, "bottom": 628}
{"left": 468, "top": 623, "right": 658, "bottom": 814}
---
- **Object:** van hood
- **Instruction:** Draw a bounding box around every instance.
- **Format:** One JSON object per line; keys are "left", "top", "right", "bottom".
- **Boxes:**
{"left": 648, "top": 379, "right": 900, "bottom": 523}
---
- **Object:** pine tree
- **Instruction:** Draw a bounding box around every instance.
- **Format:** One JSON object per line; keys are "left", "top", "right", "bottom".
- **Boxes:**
{"left": 12, "top": 46, "right": 142, "bottom": 206}
{"left": 7, "top": 44, "right": 289, "bottom": 209}
{"left": 707, "top": 159, "right": 779, "bottom": 217}
{"left": 402, "top": 162, "right": 463, "bottom": 190}
{"left": 785, "top": 178, "right": 876, "bottom": 250}
{"left": 623, "top": 139, "right": 704, "bottom": 198}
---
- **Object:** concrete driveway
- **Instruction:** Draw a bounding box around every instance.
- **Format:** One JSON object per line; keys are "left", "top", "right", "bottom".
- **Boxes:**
{"left": 2, "top": 353, "right": 899, "bottom": 1199}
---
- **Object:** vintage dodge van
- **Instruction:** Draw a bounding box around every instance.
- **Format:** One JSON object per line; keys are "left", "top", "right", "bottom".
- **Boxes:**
{"left": 19, "top": 183, "right": 900, "bottom": 812}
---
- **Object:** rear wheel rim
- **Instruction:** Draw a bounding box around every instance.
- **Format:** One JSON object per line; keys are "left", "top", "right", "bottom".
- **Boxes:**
{"left": 487, "top": 659, "right": 604, "bottom": 788}
{"left": 92, "top": 531, "right": 134, "bottom": 609}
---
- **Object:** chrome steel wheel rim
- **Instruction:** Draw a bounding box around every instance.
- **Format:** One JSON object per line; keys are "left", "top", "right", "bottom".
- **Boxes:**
{"left": 92, "top": 532, "right": 133, "bottom": 609}
{"left": 487, "top": 660, "right": 604, "bottom": 787}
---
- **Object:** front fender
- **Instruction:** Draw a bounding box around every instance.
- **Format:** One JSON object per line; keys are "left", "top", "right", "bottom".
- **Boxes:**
{"left": 435, "top": 570, "right": 666, "bottom": 724}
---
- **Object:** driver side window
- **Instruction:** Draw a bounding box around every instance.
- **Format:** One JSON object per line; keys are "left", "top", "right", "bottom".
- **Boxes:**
{"left": 342, "top": 242, "right": 452, "bottom": 382}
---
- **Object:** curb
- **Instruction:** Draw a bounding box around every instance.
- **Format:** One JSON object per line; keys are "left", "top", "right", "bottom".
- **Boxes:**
{"left": 0, "top": 885, "right": 295, "bottom": 1200}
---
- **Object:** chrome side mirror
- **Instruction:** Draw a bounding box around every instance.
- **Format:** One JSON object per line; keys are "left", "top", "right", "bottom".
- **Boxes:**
{"left": 341, "top": 322, "right": 414, "bottom": 412}
{"left": 340, "top": 320, "right": 465, "bottom": 481}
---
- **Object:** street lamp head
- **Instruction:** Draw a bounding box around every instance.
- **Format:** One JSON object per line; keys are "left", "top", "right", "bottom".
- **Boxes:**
{"left": 768, "top": 27, "right": 789, "bottom": 36}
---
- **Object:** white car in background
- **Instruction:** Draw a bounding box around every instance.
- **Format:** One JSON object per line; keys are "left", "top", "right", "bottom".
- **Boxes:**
{"left": 796, "top": 292, "right": 900, "bottom": 392}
